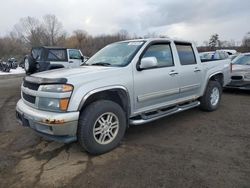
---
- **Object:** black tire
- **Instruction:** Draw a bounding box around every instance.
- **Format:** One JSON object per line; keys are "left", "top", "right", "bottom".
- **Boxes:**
{"left": 77, "top": 100, "right": 127, "bottom": 155}
{"left": 24, "top": 55, "right": 36, "bottom": 74}
{"left": 199, "top": 81, "right": 222, "bottom": 111}
{"left": 5, "top": 67, "right": 10, "bottom": 72}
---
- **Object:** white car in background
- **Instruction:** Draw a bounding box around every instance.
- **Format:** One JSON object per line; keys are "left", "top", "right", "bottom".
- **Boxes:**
{"left": 218, "top": 49, "right": 237, "bottom": 55}
{"left": 24, "top": 46, "right": 85, "bottom": 74}
{"left": 199, "top": 50, "right": 229, "bottom": 62}
{"left": 218, "top": 49, "right": 239, "bottom": 60}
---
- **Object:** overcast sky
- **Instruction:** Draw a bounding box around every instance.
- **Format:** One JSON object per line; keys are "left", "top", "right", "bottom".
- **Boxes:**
{"left": 0, "top": 0, "right": 249, "bottom": 44}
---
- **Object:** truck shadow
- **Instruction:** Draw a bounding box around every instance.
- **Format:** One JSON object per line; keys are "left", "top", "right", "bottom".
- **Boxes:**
{"left": 223, "top": 88, "right": 250, "bottom": 95}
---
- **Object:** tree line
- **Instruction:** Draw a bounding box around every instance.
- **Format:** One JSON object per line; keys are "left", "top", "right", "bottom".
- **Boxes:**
{"left": 0, "top": 14, "right": 130, "bottom": 60}
{"left": 198, "top": 33, "right": 250, "bottom": 52}
{"left": 0, "top": 14, "right": 250, "bottom": 60}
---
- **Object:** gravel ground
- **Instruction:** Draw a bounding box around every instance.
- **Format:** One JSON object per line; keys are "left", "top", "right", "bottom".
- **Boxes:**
{"left": 0, "top": 76, "right": 249, "bottom": 188}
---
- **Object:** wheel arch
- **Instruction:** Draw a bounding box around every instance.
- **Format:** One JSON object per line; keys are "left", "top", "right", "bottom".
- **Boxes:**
{"left": 202, "top": 72, "right": 224, "bottom": 95}
{"left": 78, "top": 86, "right": 131, "bottom": 118}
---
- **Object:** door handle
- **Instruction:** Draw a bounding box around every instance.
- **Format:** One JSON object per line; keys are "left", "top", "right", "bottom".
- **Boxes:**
{"left": 169, "top": 70, "right": 179, "bottom": 76}
{"left": 194, "top": 68, "right": 201, "bottom": 72}
{"left": 69, "top": 61, "right": 74, "bottom": 63}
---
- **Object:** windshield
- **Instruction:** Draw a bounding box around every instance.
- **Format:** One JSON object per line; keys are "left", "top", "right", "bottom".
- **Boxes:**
{"left": 232, "top": 55, "right": 250, "bottom": 65}
{"left": 85, "top": 41, "right": 145, "bottom": 67}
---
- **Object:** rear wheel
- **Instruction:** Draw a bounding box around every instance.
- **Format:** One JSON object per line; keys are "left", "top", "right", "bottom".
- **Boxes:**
{"left": 199, "top": 81, "right": 222, "bottom": 111}
{"left": 77, "top": 100, "right": 127, "bottom": 155}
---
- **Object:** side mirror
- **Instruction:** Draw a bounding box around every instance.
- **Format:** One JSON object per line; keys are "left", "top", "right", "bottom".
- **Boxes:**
{"left": 139, "top": 57, "right": 158, "bottom": 70}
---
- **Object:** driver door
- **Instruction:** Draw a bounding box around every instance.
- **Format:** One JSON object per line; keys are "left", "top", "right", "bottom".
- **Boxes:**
{"left": 133, "top": 42, "right": 180, "bottom": 113}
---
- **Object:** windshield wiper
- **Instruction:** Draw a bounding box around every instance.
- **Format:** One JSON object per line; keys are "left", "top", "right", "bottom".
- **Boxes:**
{"left": 91, "top": 62, "right": 111, "bottom": 66}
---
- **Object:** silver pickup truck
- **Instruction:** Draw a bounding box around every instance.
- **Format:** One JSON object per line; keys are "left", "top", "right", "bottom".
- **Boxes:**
{"left": 16, "top": 38, "right": 231, "bottom": 155}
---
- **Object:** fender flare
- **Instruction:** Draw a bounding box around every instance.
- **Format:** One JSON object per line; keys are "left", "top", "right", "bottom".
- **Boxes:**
{"left": 202, "top": 71, "right": 224, "bottom": 95}
{"left": 77, "top": 85, "right": 131, "bottom": 113}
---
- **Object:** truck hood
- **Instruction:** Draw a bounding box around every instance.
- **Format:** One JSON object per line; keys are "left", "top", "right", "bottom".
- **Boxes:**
{"left": 32, "top": 66, "right": 119, "bottom": 80}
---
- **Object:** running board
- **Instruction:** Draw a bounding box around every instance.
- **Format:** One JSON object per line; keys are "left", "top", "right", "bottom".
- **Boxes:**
{"left": 130, "top": 101, "right": 200, "bottom": 125}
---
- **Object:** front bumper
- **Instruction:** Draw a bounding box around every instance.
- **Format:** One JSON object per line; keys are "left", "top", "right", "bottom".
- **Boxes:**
{"left": 16, "top": 99, "right": 79, "bottom": 143}
{"left": 225, "top": 80, "right": 250, "bottom": 90}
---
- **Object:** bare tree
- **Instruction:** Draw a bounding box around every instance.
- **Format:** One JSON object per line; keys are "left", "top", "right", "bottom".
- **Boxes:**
{"left": 13, "top": 16, "right": 44, "bottom": 47}
{"left": 143, "top": 32, "right": 158, "bottom": 39}
{"left": 203, "top": 41, "right": 209, "bottom": 46}
{"left": 73, "top": 30, "right": 88, "bottom": 48}
{"left": 42, "top": 14, "right": 65, "bottom": 46}
{"left": 0, "top": 34, "right": 27, "bottom": 60}
{"left": 242, "top": 32, "right": 250, "bottom": 47}
{"left": 117, "top": 29, "right": 129, "bottom": 40}
{"left": 219, "top": 40, "right": 236, "bottom": 48}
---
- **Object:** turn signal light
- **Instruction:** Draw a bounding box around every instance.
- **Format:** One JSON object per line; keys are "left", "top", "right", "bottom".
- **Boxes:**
{"left": 60, "top": 98, "right": 70, "bottom": 111}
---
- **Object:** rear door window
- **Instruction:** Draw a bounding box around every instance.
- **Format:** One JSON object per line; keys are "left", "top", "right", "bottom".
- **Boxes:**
{"left": 176, "top": 43, "right": 196, "bottom": 65}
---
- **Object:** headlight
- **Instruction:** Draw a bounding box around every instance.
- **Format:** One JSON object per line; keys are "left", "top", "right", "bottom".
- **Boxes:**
{"left": 40, "top": 84, "right": 73, "bottom": 92}
{"left": 38, "top": 98, "right": 70, "bottom": 112}
{"left": 38, "top": 84, "right": 73, "bottom": 112}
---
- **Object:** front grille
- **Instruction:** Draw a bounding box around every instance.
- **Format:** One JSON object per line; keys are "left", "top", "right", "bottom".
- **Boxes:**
{"left": 23, "top": 80, "right": 40, "bottom": 91}
{"left": 22, "top": 92, "right": 36, "bottom": 104}
{"left": 231, "top": 76, "right": 243, "bottom": 80}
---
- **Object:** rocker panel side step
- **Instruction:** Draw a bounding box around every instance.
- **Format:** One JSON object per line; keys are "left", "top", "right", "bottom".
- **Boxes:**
{"left": 130, "top": 101, "right": 200, "bottom": 125}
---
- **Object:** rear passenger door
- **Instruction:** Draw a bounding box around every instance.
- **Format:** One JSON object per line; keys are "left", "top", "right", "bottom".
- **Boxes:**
{"left": 175, "top": 42, "right": 202, "bottom": 100}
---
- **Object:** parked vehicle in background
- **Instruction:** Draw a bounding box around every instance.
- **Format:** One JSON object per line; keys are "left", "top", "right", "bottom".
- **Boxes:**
{"left": 229, "top": 53, "right": 240, "bottom": 61}
{"left": 0, "top": 61, "right": 11, "bottom": 72}
{"left": 19, "top": 59, "right": 25, "bottom": 69}
{"left": 24, "top": 46, "right": 85, "bottom": 74}
{"left": 218, "top": 49, "right": 237, "bottom": 55}
{"left": 16, "top": 38, "right": 231, "bottom": 155}
{"left": 218, "top": 49, "right": 239, "bottom": 61}
{"left": 226, "top": 53, "right": 250, "bottom": 90}
{"left": 199, "top": 50, "right": 229, "bottom": 62}
{"left": 7, "top": 58, "right": 18, "bottom": 69}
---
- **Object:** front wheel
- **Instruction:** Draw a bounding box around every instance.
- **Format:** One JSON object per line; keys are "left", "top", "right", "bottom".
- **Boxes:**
{"left": 77, "top": 100, "right": 127, "bottom": 155}
{"left": 199, "top": 81, "right": 222, "bottom": 111}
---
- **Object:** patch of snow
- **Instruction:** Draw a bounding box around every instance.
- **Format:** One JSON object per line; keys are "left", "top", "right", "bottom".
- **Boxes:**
{"left": 0, "top": 67, "right": 25, "bottom": 75}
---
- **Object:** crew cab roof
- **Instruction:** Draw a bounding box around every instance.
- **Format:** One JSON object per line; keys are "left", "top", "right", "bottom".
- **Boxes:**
{"left": 117, "top": 38, "right": 193, "bottom": 44}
